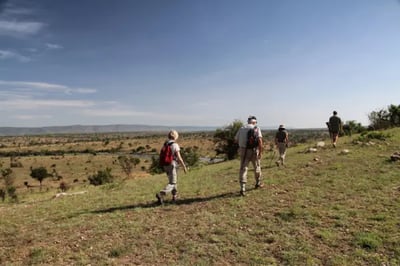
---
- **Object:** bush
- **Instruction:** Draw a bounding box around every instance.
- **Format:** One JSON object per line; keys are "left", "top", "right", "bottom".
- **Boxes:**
{"left": 356, "top": 131, "right": 391, "bottom": 142}
{"left": 181, "top": 146, "right": 200, "bottom": 167}
{"left": 368, "top": 104, "right": 400, "bottom": 129}
{"left": 149, "top": 156, "right": 163, "bottom": 175}
{"left": 59, "top": 182, "right": 68, "bottom": 192}
{"left": 30, "top": 167, "right": 51, "bottom": 190}
{"left": 88, "top": 168, "right": 114, "bottom": 186}
{"left": 355, "top": 232, "right": 383, "bottom": 251}
{"left": 214, "top": 120, "right": 243, "bottom": 160}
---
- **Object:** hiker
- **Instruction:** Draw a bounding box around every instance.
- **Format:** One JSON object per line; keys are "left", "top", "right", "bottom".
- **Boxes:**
{"left": 234, "top": 115, "right": 263, "bottom": 196}
{"left": 156, "top": 130, "right": 187, "bottom": 204}
{"left": 327, "top": 111, "right": 343, "bottom": 147}
{"left": 275, "top": 125, "right": 289, "bottom": 166}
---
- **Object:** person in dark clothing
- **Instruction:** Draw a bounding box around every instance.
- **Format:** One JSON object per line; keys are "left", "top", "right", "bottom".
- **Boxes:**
{"left": 275, "top": 125, "right": 289, "bottom": 166}
{"left": 328, "top": 111, "right": 342, "bottom": 147}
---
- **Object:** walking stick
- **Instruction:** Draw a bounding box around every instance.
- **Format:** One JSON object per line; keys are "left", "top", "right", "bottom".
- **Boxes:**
{"left": 269, "top": 149, "right": 276, "bottom": 168}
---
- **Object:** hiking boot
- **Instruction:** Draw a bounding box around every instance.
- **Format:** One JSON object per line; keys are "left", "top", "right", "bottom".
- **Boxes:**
{"left": 240, "top": 190, "right": 246, "bottom": 197}
{"left": 156, "top": 193, "right": 163, "bottom": 205}
{"left": 172, "top": 194, "right": 178, "bottom": 202}
{"left": 255, "top": 183, "right": 264, "bottom": 189}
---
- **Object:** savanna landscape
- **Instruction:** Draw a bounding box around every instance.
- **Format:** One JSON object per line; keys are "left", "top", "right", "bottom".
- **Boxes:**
{"left": 0, "top": 122, "right": 399, "bottom": 265}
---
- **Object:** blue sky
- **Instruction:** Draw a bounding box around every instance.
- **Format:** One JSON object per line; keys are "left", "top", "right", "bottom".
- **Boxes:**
{"left": 0, "top": 0, "right": 399, "bottom": 128}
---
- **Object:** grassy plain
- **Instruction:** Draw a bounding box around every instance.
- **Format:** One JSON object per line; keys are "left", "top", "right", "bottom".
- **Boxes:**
{"left": 0, "top": 129, "right": 399, "bottom": 265}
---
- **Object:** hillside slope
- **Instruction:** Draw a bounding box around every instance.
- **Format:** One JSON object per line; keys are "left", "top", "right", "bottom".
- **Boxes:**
{"left": 1, "top": 129, "right": 399, "bottom": 265}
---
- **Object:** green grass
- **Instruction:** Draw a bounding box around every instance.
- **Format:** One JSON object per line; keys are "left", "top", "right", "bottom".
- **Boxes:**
{"left": 1, "top": 129, "right": 400, "bottom": 265}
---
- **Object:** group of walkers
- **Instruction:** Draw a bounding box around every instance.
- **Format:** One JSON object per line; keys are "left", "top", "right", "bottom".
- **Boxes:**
{"left": 156, "top": 111, "right": 342, "bottom": 203}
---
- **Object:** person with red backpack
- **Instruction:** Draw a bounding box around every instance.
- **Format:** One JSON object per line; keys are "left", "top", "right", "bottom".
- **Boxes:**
{"left": 156, "top": 130, "right": 187, "bottom": 205}
{"left": 234, "top": 115, "right": 264, "bottom": 196}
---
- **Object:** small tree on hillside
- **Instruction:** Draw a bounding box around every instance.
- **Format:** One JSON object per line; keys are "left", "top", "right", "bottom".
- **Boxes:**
{"left": 368, "top": 104, "right": 400, "bottom": 130}
{"left": 388, "top": 104, "right": 400, "bottom": 127}
{"left": 149, "top": 156, "right": 163, "bottom": 174}
{"left": 343, "top": 120, "right": 366, "bottom": 136}
{"left": 214, "top": 120, "right": 243, "bottom": 160}
{"left": 88, "top": 168, "right": 114, "bottom": 186}
{"left": 181, "top": 146, "right": 200, "bottom": 167}
{"left": 0, "top": 168, "right": 17, "bottom": 202}
{"left": 30, "top": 166, "right": 51, "bottom": 190}
{"left": 118, "top": 155, "right": 141, "bottom": 179}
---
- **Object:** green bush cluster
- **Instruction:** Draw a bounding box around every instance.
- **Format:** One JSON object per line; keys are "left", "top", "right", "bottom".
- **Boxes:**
{"left": 88, "top": 168, "right": 114, "bottom": 186}
{"left": 356, "top": 131, "right": 392, "bottom": 142}
{"left": 0, "top": 168, "right": 18, "bottom": 202}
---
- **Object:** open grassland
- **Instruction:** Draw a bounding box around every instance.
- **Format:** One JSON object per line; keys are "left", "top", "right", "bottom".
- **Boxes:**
{"left": 0, "top": 129, "right": 399, "bottom": 265}
{"left": 0, "top": 132, "right": 216, "bottom": 193}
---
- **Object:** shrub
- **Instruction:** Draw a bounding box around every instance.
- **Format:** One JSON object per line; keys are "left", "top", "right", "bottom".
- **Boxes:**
{"left": 59, "top": 182, "right": 68, "bottom": 192}
{"left": 368, "top": 104, "right": 400, "bottom": 129}
{"left": 1, "top": 168, "right": 17, "bottom": 201}
{"left": 30, "top": 167, "right": 51, "bottom": 190}
{"left": 0, "top": 189, "right": 5, "bottom": 202}
{"left": 88, "top": 168, "right": 114, "bottom": 186}
{"left": 355, "top": 232, "right": 383, "bottom": 251}
{"left": 7, "top": 186, "right": 17, "bottom": 202}
{"left": 214, "top": 120, "right": 243, "bottom": 160}
{"left": 355, "top": 131, "right": 391, "bottom": 142}
{"left": 181, "top": 146, "right": 200, "bottom": 167}
{"left": 149, "top": 156, "right": 163, "bottom": 175}
{"left": 118, "top": 155, "right": 141, "bottom": 178}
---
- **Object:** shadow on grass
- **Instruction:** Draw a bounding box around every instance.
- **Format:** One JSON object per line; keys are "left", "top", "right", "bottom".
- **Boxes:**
{"left": 90, "top": 191, "right": 241, "bottom": 214}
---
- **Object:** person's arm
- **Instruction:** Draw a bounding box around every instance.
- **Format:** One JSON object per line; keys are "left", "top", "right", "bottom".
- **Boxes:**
{"left": 175, "top": 151, "right": 188, "bottom": 173}
{"left": 234, "top": 130, "right": 239, "bottom": 144}
{"left": 285, "top": 132, "right": 289, "bottom": 147}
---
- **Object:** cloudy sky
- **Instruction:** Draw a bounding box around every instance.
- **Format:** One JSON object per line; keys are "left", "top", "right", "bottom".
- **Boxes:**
{"left": 0, "top": 0, "right": 399, "bottom": 128}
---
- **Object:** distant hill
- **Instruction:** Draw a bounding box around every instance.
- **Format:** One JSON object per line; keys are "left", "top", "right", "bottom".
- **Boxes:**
{"left": 0, "top": 124, "right": 217, "bottom": 136}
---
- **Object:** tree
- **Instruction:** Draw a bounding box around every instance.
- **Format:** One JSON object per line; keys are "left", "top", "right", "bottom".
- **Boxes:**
{"left": 343, "top": 120, "right": 366, "bottom": 136}
{"left": 368, "top": 104, "right": 400, "bottom": 130}
{"left": 368, "top": 109, "right": 390, "bottom": 130}
{"left": 88, "top": 168, "right": 114, "bottom": 186}
{"left": 0, "top": 168, "right": 17, "bottom": 202}
{"left": 214, "top": 120, "right": 243, "bottom": 160}
{"left": 30, "top": 166, "right": 51, "bottom": 190}
{"left": 388, "top": 104, "right": 400, "bottom": 127}
{"left": 118, "top": 155, "right": 140, "bottom": 178}
{"left": 149, "top": 156, "right": 164, "bottom": 175}
{"left": 181, "top": 146, "right": 200, "bottom": 167}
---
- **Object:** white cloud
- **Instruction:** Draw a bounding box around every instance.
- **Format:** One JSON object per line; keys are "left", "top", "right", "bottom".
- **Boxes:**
{"left": 14, "top": 114, "right": 52, "bottom": 120}
{"left": 26, "top": 48, "right": 38, "bottom": 53}
{"left": 0, "top": 49, "right": 30, "bottom": 62}
{"left": 0, "top": 80, "right": 97, "bottom": 94}
{"left": 82, "top": 108, "right": 151, "bottom": 117}
{"left": 73, "top": 88, "right": 97, "bottom": 94}
{"left": 4, "top": 8, "right": 34, "bottom": 16}
{"left": 0, "top": 99, "right": 95, "bottom": 110}
{"left": 0, "top": 20, "right": 44, "bottom": 36}
{"left": 45, "top": 43, "right": 63, "bottom": 49}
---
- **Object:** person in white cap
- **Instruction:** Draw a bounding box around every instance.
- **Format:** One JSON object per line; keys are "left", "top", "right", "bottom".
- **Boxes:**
{"left": 275, "top": 125, "right": 289, "bottom": 166}
{"left": 234, "top": 115, "right": 264, "bottom": 196}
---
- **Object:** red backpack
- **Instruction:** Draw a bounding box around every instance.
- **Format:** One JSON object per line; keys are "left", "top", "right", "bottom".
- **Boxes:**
{"left": 159, "top": 141, "right": 174, "bottom": 166}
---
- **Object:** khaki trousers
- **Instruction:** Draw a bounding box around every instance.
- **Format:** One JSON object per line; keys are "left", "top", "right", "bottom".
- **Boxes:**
{"left": 161, "top": 162, "right": 178, "bottom": 195}
{"left": 277, "top": 142, "right": 287, "bottom": 164}
{"left": 239, "top": 147, "right": 261, "bottom": 184}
